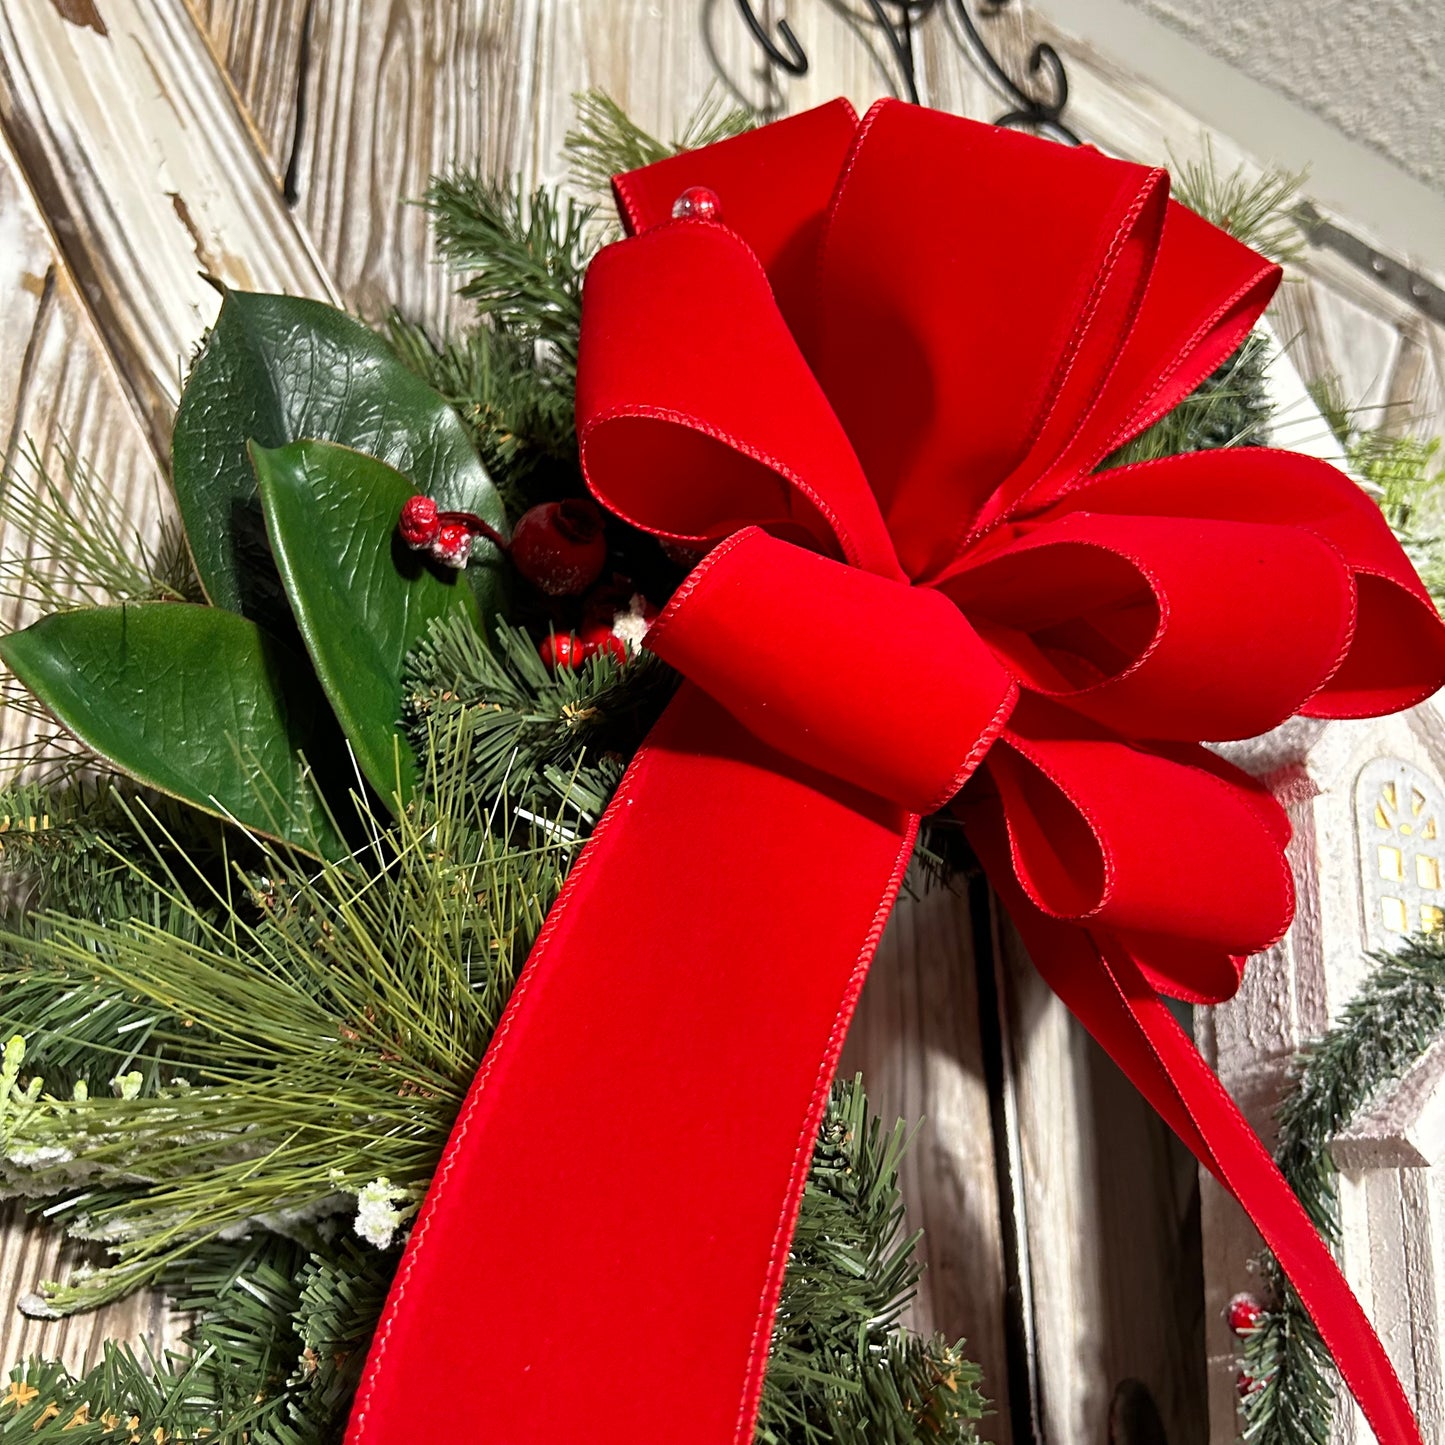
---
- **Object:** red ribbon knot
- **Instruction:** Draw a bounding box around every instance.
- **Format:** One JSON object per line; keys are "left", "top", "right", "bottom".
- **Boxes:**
{"left": 350, "top": 98, "right": 1445, "bottom": 1445}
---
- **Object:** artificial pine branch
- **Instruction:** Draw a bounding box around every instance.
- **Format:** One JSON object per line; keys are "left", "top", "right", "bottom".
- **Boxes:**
{"left": 1171, "top": 142, "right": 1307, "bottom": 264}
{"left": 1106, "top": 329, "right": 1274, "bottom": 469}
{"left": 758, "top": 1078, "right": 985, "bottom": 1444}
{"left": 563, "top": 87, "right": 755, "bottom": 202}
{"left": 0, "top": 440, "right": 198, "bottom": 620}
{"left": 424, "top": 175, "right": 593, "bottom": 375}
{"left": 0, "top": 730, "right": 574, "bottom": 1311}
{"left": 405, "top": 614, "right": 677, "bottom": 826}
{"left": 1309, "top": 374, "right": 1445, "bottom": 609}
{"left": 1237, "top": 936, "right": 1445, "bottom": 1444}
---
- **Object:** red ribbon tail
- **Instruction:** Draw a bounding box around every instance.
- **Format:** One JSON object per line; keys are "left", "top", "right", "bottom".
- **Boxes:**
{"left": 985, "top": 867, "right": 1422, "bottom": 1445}
{"left": 346, "top": 685, "right": 919, "bottom": 1445}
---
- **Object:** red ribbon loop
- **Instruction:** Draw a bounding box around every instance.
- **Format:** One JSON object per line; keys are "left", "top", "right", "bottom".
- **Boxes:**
{"left": 646, "top": 526, "right": 1016, "bottom": 811}
{"left": 946, "top": 508, "right": 1356, "bottom": 739}
{"left": 351, "top": 100, "right": 1445, "bottom": 1445}
{"left": 988, "top": 698, "right": 1295, "bottom": 958}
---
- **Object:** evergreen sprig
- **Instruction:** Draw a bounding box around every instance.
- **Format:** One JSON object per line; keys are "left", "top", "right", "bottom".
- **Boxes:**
{"left": 0, "top": 730, "right": 574, "bottom": 1312}
{"left": 1106, "top": 329, "right": 1274, "bottom": 469}
{"left": 405, "top": 614, "right": 677, "bottom": 826}
{"left": 424, "top": 174, "right": 593, "bottom": 375}
{"left": 1172, "top": 142, "right": 1307, "bottom": 264}
{"left": 759, "top": 1080, "right": 985, "bottom": 1444}
{"left": 563, "top": 87, "right": 755, "bottom": 202}
{"left": 1310, "top": 375, "right": 1445, "bottom": 609}
{"left": 0, "top": 440, "right": 197, "bottom": 618}
{"left": 1237, "top": 936, "right": 1445, "bottom": 1444}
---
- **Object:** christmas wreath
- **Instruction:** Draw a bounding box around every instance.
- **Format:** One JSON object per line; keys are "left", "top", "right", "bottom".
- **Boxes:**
{"left": 1, "top": 93, "right": 1442, "bottom": 1445}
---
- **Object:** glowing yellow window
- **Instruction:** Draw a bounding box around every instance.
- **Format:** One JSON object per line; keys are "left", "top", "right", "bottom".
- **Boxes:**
{"left": 1379, "top": 845, "right": 1404, "bottom": 881}
{"left": 1419, "top": 855, "right": 1442, "bottom": 891}
{"left": 1382, "top": 896, "right": 1410, "bottom": 933}
{"left": 1424, "top": 905, "right": 1445, "bottom": 933}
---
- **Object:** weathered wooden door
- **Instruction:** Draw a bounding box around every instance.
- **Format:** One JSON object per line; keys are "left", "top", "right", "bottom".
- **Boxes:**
{"left": 2, "top": 6, "right": 1441, "bottom": 1444}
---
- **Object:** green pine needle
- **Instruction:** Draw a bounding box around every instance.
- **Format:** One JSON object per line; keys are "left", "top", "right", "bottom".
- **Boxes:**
{"left": 563, "top": 87, "right": 755, "bottom": 202}
{"left": 424, "top": 175, "right": 594, "bottom": 375}
{"left": 1106, "top": 329, "right": 1274, "bottom": 469}
{"left": 0, "top": 439, "right": 197, "bottom": 618}
{"left": 1238, "top": 936, "right": 1445, "bottom": 1444}
{"left": 0, "top": 729, "right": 574, "bottom": 1311}
{"left": 1172, "top": 142, "right": 1307, "bottom": 264}
{"left": 1308, "top": 374, "right": 1445, "bottom": 610}
{"left": 759, "top": 1078, "right": 985, "bottom": 1444}
{"left": 405, "top": 614, "right": 677, "bottom": 827}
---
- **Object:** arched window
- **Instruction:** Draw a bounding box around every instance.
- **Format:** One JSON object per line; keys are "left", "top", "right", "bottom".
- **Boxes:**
{"left": 1356, "top": 758, "right": 1445, "bottom": 949}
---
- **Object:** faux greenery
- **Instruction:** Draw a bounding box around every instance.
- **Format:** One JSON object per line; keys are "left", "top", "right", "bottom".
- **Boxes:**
{"left": 1311, "top": 374, "right": 1445, "bottom": 611}
{"left": 1171, "top": 138, "right": 1307, "bottom": 265}
{"left": 0, "top": 90, "right": 1428, "bottom": 1445}
{"left": 0, "top": 293, "right": 508, "bottom": 855}
{"left": 0, "top": 91, "right": 987, "bottom": 1445}
{"left": 1236, "top": 938, "right": 1445, "bottom": 1445}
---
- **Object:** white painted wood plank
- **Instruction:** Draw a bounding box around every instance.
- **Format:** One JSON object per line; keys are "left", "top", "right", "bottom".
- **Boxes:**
{"left": 0, "top": 0, "right": 336, "bottom": 458}
{"left": 840, "top": 883, "right": 1015, "bottom": 1443}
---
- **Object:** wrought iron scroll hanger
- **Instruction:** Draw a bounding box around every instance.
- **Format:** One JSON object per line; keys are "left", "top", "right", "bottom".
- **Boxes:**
{"left": 734, "top": 0, "right": 1080, "bottom": 145}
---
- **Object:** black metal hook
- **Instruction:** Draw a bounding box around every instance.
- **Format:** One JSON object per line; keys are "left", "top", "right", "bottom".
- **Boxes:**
{"left": 734, "top": 0, "right": 810, "bottom": 75}
{"left": 949, "top": 1, "right": 1079, "bottom": 142}
{"left": 732, "top": 0, "right": 1078, "bottom": 144}
{"left": 861, "top": 0, "right": 938, "bottom": 105}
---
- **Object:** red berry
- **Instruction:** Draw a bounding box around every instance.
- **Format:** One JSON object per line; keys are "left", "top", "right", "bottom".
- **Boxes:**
{"left": 431, "top": 522, "right": 473, "bottom": 569}
{"left": 399, "top": 495, "right": 440, "bottom": 548}
{"left": 1226, "top": 1293, "right": 1266, "bottom": 1336}
{"left": 511, "top": 500, "right": 607, "bottom": 596}
{"left": 1236, "top": 1369, "right": 1259, "bottom": 1399}
{"left": 538, "top": 632, "right": 584, "bottom": 670}
{"left": 671, "top": 185, "right": 722, "bottom": 223}
{"left": 577, "top": 620, "right": 627, "bottom": 665}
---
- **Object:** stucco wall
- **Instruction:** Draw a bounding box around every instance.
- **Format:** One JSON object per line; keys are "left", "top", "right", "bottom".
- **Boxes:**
{"left": 1129, "top": 0, "right": 1442, "bottom": 193}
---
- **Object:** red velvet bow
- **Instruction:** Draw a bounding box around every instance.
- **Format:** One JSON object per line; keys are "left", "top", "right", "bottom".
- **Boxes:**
{"left": 350, "top": 101, "right": 1445, "bottom": 1445}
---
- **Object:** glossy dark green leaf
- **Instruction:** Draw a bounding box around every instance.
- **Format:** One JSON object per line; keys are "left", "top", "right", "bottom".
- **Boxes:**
{"left": 252, "top": 439, "right": 482, "bottom": 806}
{"left": 172, "top": 290, "right": 506, "bottom": 630}
{"left": 0, "top": 605, "right": 351, "bottom": 857}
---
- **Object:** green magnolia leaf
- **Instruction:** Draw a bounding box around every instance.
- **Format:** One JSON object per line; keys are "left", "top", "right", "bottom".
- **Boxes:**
{"left": 172, "top": 290, "right": 506, "bottom": 630}
{"left": 0, "top": 605, "right": 351, "bottom": 857}
{"left": 252, "top": 439, "right": 483, "bottom": 806}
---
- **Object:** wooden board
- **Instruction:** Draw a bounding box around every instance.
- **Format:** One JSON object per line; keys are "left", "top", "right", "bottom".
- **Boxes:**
{"left": 1, "top": 1, "right": 1442, "bottom": 1438}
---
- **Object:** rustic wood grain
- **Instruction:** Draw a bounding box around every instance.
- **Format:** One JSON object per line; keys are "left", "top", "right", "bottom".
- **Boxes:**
{"left": 4, "top": 3, "right": 1445, "bottom": 1439}
{"left": 840, "top": 880, "right": 1015, "bottom": 1442}
{"left": 186, "top": 0, "right": 309, "bottom": 182}
{"left": 0, "top": 0, "right": 335, "bottom": 462}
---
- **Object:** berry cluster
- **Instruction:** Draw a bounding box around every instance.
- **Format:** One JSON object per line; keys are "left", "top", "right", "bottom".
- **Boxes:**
{"left": 398, "top": 494, "right": 661, "bottom": 669}
{"left": 1226, "top": 1293, "right": 1269, "bottom": 1401}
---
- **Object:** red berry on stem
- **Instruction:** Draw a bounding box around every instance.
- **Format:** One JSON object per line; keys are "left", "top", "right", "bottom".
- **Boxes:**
{"left": 1235, "top": 1369, "right": 1259, "bottom": 1399}
{"left": 539, "top": 632, "right": 585, "bottom": 671}
{"left": 511, "top": 500, "right": 607, "bottom": 596}
{"left": 577, "top": 620, "right": 628, "bottom": 665}
{"left": 1226, "top": 1293, "right": 1266, "bottom": 1336}
{"left": 431, "top": 522, "right": 473, "bottom": 569}
{"left": 399, "top": 495, "right": 440, "bottom": 548}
